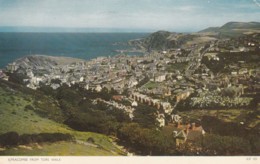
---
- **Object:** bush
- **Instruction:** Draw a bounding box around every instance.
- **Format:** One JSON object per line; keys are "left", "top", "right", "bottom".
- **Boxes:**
{"left": 87, "top": 137, "right": 95, "bottom": 144}
{"left": 0, "top": 132, "right": 19, "bottom": 146}
{"left": 24, "top": 105, "right": 34, "bottom": 111}
{"left": 201, "top": 134, "right": 251, "bottom": 155}
{"left": 118, "top": 123, "right": 176, "bottom": 155}
{"left": 0, "top": 132, "right": 74, "bottom": 146}
{"left": 19, "top": 133, "right": 73, "bottom": 144}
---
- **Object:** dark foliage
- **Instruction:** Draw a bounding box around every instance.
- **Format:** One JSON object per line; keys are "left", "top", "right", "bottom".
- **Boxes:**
{"left": 136, "top": 76, "right": 150, "bottom": 88}
{"left": 24, "top": 105, "right": 34, "bottom": 111}
{"left": 87, "top": 137, "right": 95, "bottom": 144}
{"left": 201, "top": 134, "right": 252, "bottom": 155}
{"left": 133, "top": 104, "right": 158, "bottom": 128}
{"left": 118, "top": 123, "right": 176, "bottom": 155}
{"left": 201, "top": 51, "right": 259, "bottom": 74}
{"left": 64, "top": 110, "right": 118, "bottom": 135}
{"left": 19, "top": 133, "right": 73, "bottom": 144}
{"left": 0, "top": 132, "right": 73, "bottom": 147}
{"left": 0, "top": 132, "right": 19, "bottom": 146}
{"left": 201, "top": 116, "right": 249, "bottom": 137}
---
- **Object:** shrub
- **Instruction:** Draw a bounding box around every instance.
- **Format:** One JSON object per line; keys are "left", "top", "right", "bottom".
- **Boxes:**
{"left": 24, "top": 105, "right": 34, "bottom": 111}
{"left": 0, "top": 132, "right": 19, "bottom": 146}
{"left": 19, "top": 133, "right": 73, "bottom": 144}
{"left": 87, "top": 137, "right": 95, "bottom": 144}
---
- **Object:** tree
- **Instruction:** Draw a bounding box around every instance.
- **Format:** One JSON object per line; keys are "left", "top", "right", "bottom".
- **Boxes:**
{"left": 201, "top": 134, "right": 251, "bottom": 155}
{"left": 118, "top": 123, "right": 176, "bottom": 155}
{"left": 0, "top": 132, "right": 19, "bottom": 146}
{"left": 133, "top": 104, "right": 157, "bottom": 128}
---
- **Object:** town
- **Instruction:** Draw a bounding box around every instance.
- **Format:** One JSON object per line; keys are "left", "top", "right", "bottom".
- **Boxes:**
{"left": 0, "top": 31, "right": 259, "bottom": 154}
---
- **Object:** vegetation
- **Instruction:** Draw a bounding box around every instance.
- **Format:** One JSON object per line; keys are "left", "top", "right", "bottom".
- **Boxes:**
{"left": 166, "top": 62, "right": 189, "bottom": 72}
{"left": 118, "top": 123, "right": 176, "bottom": 155}
{"left": 201, "top": 51, "right": 259, "bottom": 74}
{"left": 0, "top": 141, "right": 116, "bottom": 156}
{"left": 200, "top": 134, "right": 254, "bottom": 155}
{"left": 143, "top": 81, "right": 160, "bottom": 89}
{"left": 0, "top": 132, "right": 73, "bottom": 147}
{"left": 0, "top": 80, "right": 125, "bottom": 155}
{"left": 1, "top": 78, "right": 259, "bottom": 155}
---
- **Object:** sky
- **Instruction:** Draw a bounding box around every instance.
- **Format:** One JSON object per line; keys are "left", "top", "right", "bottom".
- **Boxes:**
{"left": 0, "top": 0, "right": 259, "bottom": 32}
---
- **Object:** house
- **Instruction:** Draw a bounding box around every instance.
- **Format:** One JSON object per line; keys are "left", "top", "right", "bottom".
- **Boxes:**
{"left": 160, "top": 102, "right": 173, "bottom": 114}
{"left": 131, "top": 101, "right": 138, "bottom": 107}
{"left": 128, "top": 78, "right": 138, "bottom": 88}
{"left": 171, "top": 114, "right": 182, "bottom": 123}
{"left": 112, "top": 95, "right": 124, "bottom": 101}
{"left": 0, "top": 70, "right": 5, "bottom": 79}
{"left": 238, "top": 68, "right": 248, "bottom": 75}
{"left": 157, "top": 114, "right": 165, "bottom": 127}
{"left": 176, "top": 75, "right": 183, "bottom": 80}
{"left": 162, "top": 51, "right": 167, "bottom": 54}
{"left": 172, "top": 122, "right": 205, "bottom": 147}
{"left": 154, "top": 74, "right": 166, "bottom": 82}
{"left": 95, "top": 85, "right": 102, "bottom": 92}
{"left": 231, "top": 71, "right": 238, "bottom": 76}
{"left": 175, "top": 90, "right": 192, "bottom": 102}
{"left": 50, "top": 83, "right": 60, "bottom": 90}
{"left": 6, "top": 62, "right": 19, "bottom": 73}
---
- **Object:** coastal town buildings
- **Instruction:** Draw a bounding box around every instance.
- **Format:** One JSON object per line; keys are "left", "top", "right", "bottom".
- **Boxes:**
{"left": 3, "top": 33, "right": 259, "bottom": 128}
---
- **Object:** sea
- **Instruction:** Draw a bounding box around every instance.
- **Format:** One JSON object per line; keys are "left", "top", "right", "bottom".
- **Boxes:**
{"left": 0, "top": 32, "right": 149, "bottom": 68}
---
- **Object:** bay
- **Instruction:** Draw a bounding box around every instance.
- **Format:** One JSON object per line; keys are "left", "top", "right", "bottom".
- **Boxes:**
{"left": 0, "top": 32, "right": 148, "bottom": 68}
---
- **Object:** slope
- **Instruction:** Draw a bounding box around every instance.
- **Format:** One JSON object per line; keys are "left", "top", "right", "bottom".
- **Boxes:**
{"left": 0, "top": 80, "right": 125, "bottom": 156}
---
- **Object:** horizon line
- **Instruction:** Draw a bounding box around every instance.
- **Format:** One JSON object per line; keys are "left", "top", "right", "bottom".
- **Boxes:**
{"left": 0, "top": 26, "right": 201, "bottom": 33}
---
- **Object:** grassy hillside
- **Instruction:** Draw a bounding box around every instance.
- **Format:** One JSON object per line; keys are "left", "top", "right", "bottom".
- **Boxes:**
{"left": 220, "top": 22, "right": 260, "bottom": 30}
{"left": 199, "top": 22, "right": 260, "bottom": 37}
{"left": 0, "top": 80, "right": 125, "bottom": 156}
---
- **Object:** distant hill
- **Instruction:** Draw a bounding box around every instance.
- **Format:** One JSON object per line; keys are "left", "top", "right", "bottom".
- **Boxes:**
{"left": 199, "top": 22, "right": 260, "bottom": 37}
{"left": 129, "top": 30, "right": 216, "bottom": 50}
{"left": 199, "top": 27, "right": 220, "bottom": 33}
{"left": 220, "top": 21, "right": 260, "bottom": 30}
{"left": 128, "top": 31, "right": 174, "bottom": 50}
{"left": 133, "top": 22, "right": 260, "bottom": 50}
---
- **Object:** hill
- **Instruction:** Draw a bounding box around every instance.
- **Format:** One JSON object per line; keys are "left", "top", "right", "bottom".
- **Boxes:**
{"left": 129, "top": 30, "right": 216, "bottom": 50}
{"left": 0, "top": 80, "right": 125, "bottom": 156}
{"left": 220, "top": 21, "right": 260, "bottom": 30}
{"left": 199, "top": 21, "right": 260, "bottom": 37}
{"left": 199, "top": 27, "right": 219, "bottom": 33}
{"left": 12, "top": 55, "right": 86, "bottom": 72}
{"left": 129, "top": 22, "right": 260, "bottom": 51}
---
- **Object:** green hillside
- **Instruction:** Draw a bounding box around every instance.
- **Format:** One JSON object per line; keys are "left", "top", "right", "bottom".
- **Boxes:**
{"left": 0, "top": 80, "right": 125, "bottom": 156}
{"left": 199, "top": 21, "right": 260, "bottom": 37}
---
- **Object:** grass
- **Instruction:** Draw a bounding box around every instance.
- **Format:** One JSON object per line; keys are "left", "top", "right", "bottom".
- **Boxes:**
{"left": 143, "top": 81, "right": 160, "bottom": 89}
{"left": 166, "top": 62, "right": 189, "bottom": 72}
{"left": 0, "top": 141, "right": 115, "bottom": 156}
{"left": 0, "top": 87, "right": 125, "bottom": 156}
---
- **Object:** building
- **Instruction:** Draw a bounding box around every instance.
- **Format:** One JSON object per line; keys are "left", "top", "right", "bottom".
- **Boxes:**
{"left": 172, "top": 122, "right": 205, "bottom": 147}
{"left": 157, "top": 114, "right": 165, "bottom": 127}
{"left": 154, "top": 74, "right": 166, "bottom": 82}
{"left": 95, "top": 85, "right": 102, "bottom": 92}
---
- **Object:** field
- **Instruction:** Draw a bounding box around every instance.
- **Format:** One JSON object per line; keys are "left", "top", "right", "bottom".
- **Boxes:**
{"left": 0, "top": 86, "right": 125, "bottom": 156}
{"left": 166, "top": 62, "right": 189, "bottom": 72}
{"left": 143, "top": 81, "right": 160, "bottom": 89}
